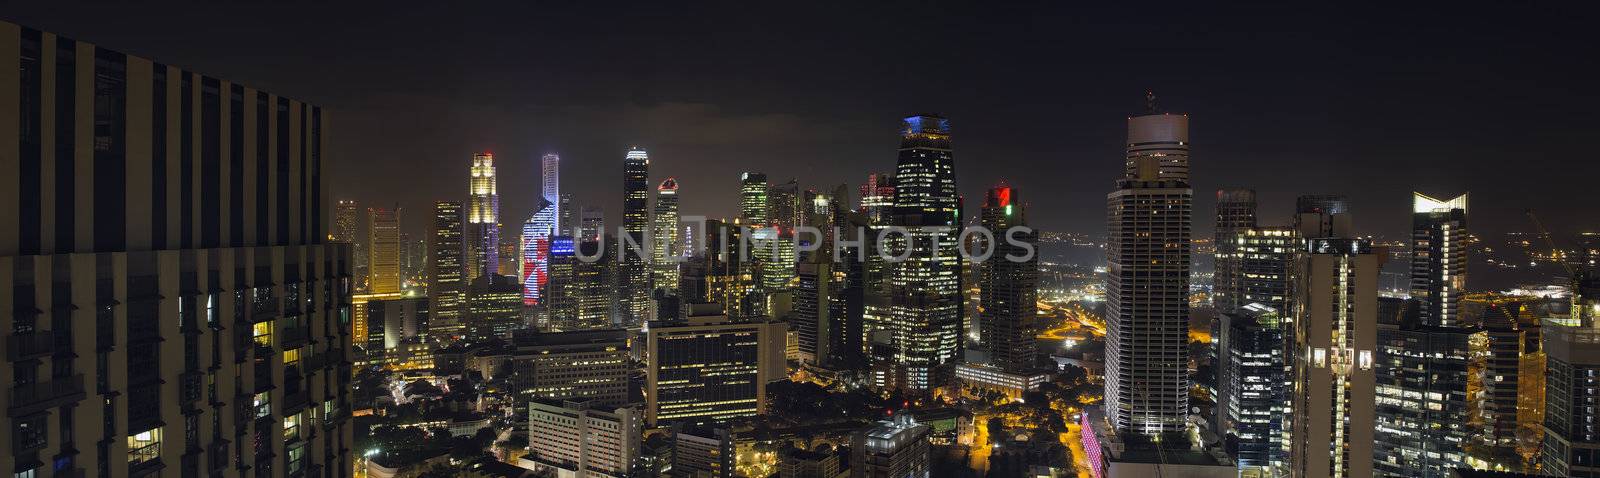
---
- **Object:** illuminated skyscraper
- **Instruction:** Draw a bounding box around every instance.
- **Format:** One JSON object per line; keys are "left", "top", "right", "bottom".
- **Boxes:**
{"left": 429, "top": 201, "right": 467, "bottom": 341}
{"left": 1540, "top": 323, "right": 1600, "bottom": 476}
{"left": 467, "top": 152, "right": 501, "bottom": 279}
{"left": 1411, "top": 192, "right": 1468, "bottom": 328}
{"left": 858, "top": 172, "right": 895, "bottom": 226}
{"left": 762, "top": 179, "right": 799, "bottom": 295}
{"left": 1104, "top": 119, "right": 1192, "bottom": 435}
{"left": 979, "top": 185, "right": 1038, "bottom": 373}
{"left": 1288, "top": 209, "right": 1379, "bottom": 478}
{"left": 653, "top": 178, "right": 681, "bottom": 296}
{"left": 885, "top": 114, "right": 963, "bottom": 390}
{"left": 368, "top": 206, "right": 402, "bottom": 294}
{"left": 579, "top": 206, "right": 604, "bottom": 242}
{"left": 0, "top": 20, "right": 352, "bottom": 476}
{"left": 333, "top": 199, "right": 359, "bottom": 242}
{"left": 620, "top": 147, "right": 651, "bottom": 325}
{"left": 1124, "top": 94, "right": 1190, "bottom": 181}
{"left": 521, "top": 153, "right": 561, "bottom": 305}
{"left": 1214, "top": 188, "right": 1257, "bottom": 313}
{"left": 740, "top": 172, "right": 770, "bottom": 225}
{"left": 1216, "top": 304, "right": 1287, "bottom": 474}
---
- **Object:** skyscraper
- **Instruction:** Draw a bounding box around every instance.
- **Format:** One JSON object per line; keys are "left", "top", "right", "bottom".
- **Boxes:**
{"left": 1104, "top": 115, "right": 1193, "bottom": 435}
{"left": 979, "top": 185, "right": 1039, "bottom": 373}
{"left": 740, "top": 172, "right": 770, "bottom": 225}
{"left": 467, "top": 152, "right": 501, "bottom": 279}
{"left": 0, "top": 20, "right": 352, "bottom": 477}
{"left": 579, "top": 206, "right": 604, "bottom": 242}
{"left": 429, "top": 200, "right": 467, "bottom": 341}
{"left": 1216, "top": 304, "right": 1287, "bottom": 474}
{"left": 1411, "top": 192, "right": 1468, "bottom": 328}
{"left": 521, "top": 153, "right": 561, "bottom": 306}
{"left": 1540, "top": 322, "right": 1600, "bottom": 477}
{"left": 1214, "top": 188, "right": 1258, "bottom": 313}
{"left": 620, "top": 147, "right": 651, "bottom": 325}
{"left": 652, "top": 178, "right": 681, "bottom": 296}
{"left": 858, "top": 172, "right": 895, "bottom": 226}
{"left": 334, "top": 199, "right": 359, "bottom": 242}
{"left": 1373, "top": 321, "right": 1475, "bottom": 477}
{"left": 1288, "top": 211, "right": 1379, "bottom": 478}
{"left": 885, "top": 115, "right": 963, "bottom": 390}
{"left": 368, "top": 206, "right": 402, "bottom": 294}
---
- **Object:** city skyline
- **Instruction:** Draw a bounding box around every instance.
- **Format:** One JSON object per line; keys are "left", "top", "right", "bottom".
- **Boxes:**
{"left": 4, "top": 4, "right": 1594, "bottom": 241}
{"left": 3, "top": 6, "right": 1598, "bottom": 478}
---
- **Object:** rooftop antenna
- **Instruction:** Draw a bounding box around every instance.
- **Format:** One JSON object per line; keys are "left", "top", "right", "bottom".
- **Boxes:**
{"left": 1145, "top": 90, "right": 1159, "bottom": 114}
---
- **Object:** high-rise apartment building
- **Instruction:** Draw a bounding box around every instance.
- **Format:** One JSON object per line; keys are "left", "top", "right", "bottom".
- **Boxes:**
{"left": 525, "top": 399, "right": 642, "bottom": 478}
{"left": 1104, "top": 118, "right": 1193, "bottom": 434}
{"left": 652, "top": 178, "right": 681, "bottom": 296}
{"left": 367, "top": 206, "right": 402, "bottom": 294}
{"left": 467, "top": 152, "right": 500, "bottom": 280}
{"left": 510, "top": 329, "right": 631, "bottom": 407}
{"left": 1411, "top": 192, "right": 1468, "bottom": 328}
{"left": 333, "top": 199, "right": 358, "bottom": 243}
{"left": 979, "top": 185, "right": 1039, "bottom": 373}
{"left": 885, "top": 115, "right": 963, "bottom": 390}
{"left": 0, "top": 20, "right": 353, "bottom": 477}
{"left": 645, "top": 304, "right": 787, "bottom": 426}
{"left": 1288, "top": 211, "right": 1379, "bottom": 478}
{"left": 849, "top": 413, "right": 932, "bottom": 478}
{"left": 620, "top": 148, "right": 651, "bottom": 325}
{"left": 429, "top": 200, "right": 467, "bottom": 341}
{"left": 1214, "top": 188, "right": 1257, "bottom": 313}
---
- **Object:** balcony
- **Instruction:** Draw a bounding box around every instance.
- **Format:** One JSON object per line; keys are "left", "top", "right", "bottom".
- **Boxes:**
{"left": 279, "top": 326, "right": 308, "bottom": 349}
{"left": 301, "top": 353, "right": 326, "bottom": 371}
{"left": 208, "top": 441, "right": 231, "bottom": 472}
{"left": 128, "top": 442, "right": 165, "bottom": 477}
{"left": 7, "top": 330, "right": 55, "bottom": 361}
{"left": 8, "top": 374, "right": 86, "bottom": 417}
{"left": 283, "top": 389, "right": 309, "bottom": 415}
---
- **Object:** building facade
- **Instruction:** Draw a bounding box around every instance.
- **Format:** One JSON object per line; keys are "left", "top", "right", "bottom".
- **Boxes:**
{"left": 850, "top": 413, "right": 931, "bottom": 478}
{"left": 525, "top": 399, "right": 641, "bottom": 478}
{"left": 652, "top": 178, "right": 681, "bottom": 298}
{"left": 978, "top": 185, "right": 1038, "bottom": 373}
{"left": 1213, "top": 188, "right": 1257, "bottom": 313}
{"left": 467, "top": 152, "right": 500, "bottom": 280}
{"left": 1288, "top": 214, "right": 1379, "bottom": 478}
{"left": 0, "top": 20, "right": 354, "bottom": 477}
{"left": 1410, "top": 192, "right": 1468, "bottom": 328}
{"left": 1104, "top": 149, "right": 1193, "bottom": 434}
{"left": 510, "top": 329, "right": 630, "bottom": 407}
{"left": 428, "top": 200, "right": 466, "bottom": 342}
{"left": 885, "top": 115, "right": 963, "bottom": 391}
{"left": 366, "top": 206, "right": 401, "bottom": 294}
{"left": 645, "top": 306, "right": 787, "bottom": 426}
{"left": 619, "top": 148, "right": 651, "bottom": 325}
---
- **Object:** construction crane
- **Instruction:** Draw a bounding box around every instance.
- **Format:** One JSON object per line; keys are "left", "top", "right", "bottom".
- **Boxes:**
{"left": 1525, "top": 209, "right": 1575, "bottom": 279}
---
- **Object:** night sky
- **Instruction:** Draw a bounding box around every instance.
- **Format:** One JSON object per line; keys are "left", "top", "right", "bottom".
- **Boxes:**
{"left": 7, "top": 2, "right": 1596, "bottom": 242}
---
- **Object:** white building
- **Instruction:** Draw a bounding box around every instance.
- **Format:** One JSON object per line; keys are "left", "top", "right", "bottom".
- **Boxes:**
{"left": 525, "top": 399, "right": 642, "bottom": 478}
